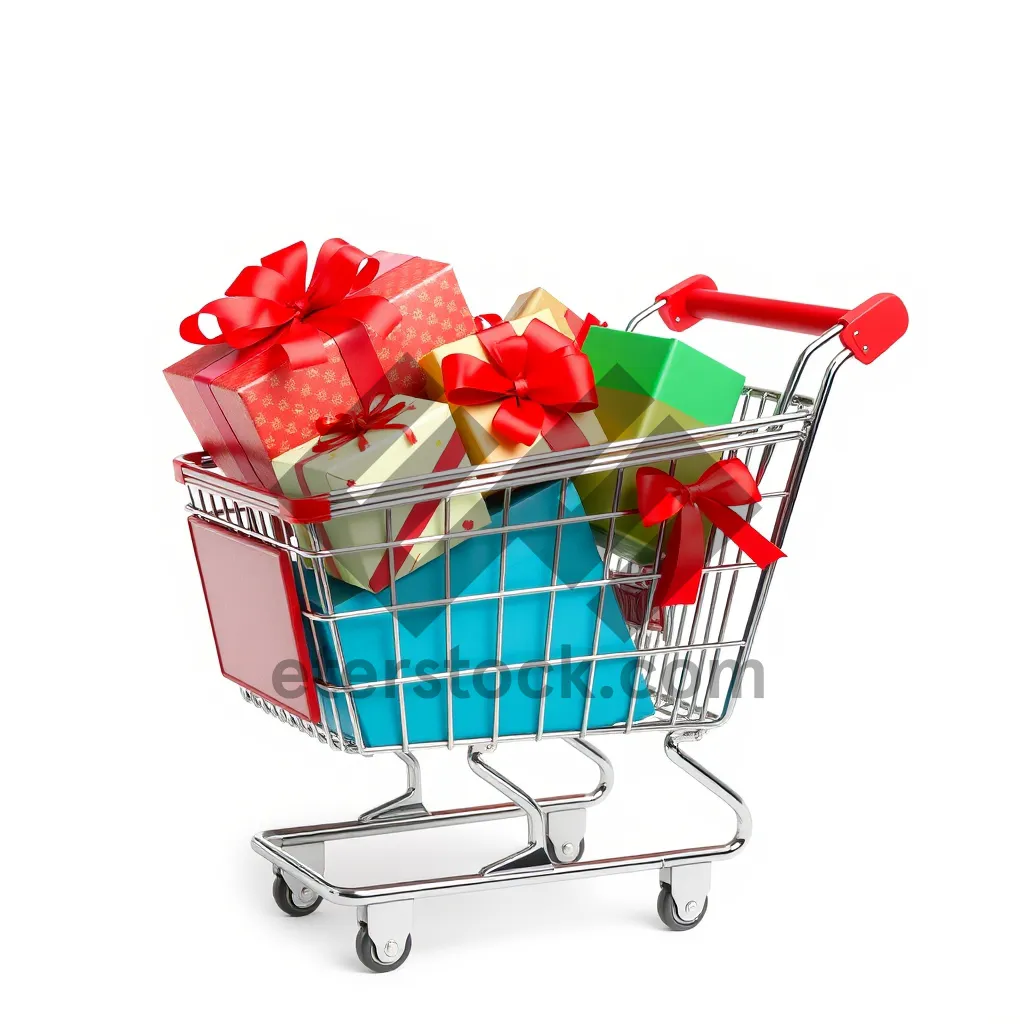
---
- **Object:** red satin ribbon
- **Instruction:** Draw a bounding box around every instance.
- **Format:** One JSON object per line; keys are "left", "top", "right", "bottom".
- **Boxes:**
{"left": 472, "top": 313, "right": 505, "bottom": 332}
{"left": 366, "top": 427, "right": 469, "bottom": 592}
{"left": 295, "top": 412, "right": 467, "bottom": 593}
{"left": 563, "top": 309, "right": 606, "bottom": 348}
{"left": 636, "top": 460, "right": 785, "bottom": 606}
{"left": 179, "top": 239, "right": 402, "bottom": 372}
{"left": 441, "top": 318, "right": 597, "bottom": 447}
{"left": 312, "top": 399, "right": 417, "bottom": 454}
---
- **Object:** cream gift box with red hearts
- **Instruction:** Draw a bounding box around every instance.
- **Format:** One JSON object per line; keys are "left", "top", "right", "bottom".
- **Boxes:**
{"left": 272, "top": 397, "right": 488, "bottom": 593}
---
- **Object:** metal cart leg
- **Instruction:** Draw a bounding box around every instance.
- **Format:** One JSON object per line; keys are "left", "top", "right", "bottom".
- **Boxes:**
{"left": 549, "top": 739, "right": 613, "bottom": 864}
{"left": 467, "top": 743, "right": 552, "bottom": 872}
{"left": 467, "top": 737, "right": 613, "bottom": 872}
{"left": 358, "top": 752, "right": 428, "bottom": 823}
{"left": 656, "top": 730, "right": 752, "bottom": 930}
{"left": 251, "top": 732, "right": 750, "bottom": 968}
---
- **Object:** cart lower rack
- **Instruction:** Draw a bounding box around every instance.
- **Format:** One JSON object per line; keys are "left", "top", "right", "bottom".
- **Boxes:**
{"left": 176, "top": 277, "right": 906, "bottom": 970}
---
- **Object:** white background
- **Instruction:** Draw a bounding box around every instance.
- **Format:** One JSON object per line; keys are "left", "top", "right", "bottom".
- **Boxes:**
{"left": 4, "top": 1, "right": 1022, "bottom": 1020}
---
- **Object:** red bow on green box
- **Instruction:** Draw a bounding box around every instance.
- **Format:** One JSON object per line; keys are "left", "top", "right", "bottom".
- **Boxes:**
{"left": 637, "top": 460, "right": 786, "bottom": 607}
{"left": 441, "top": 318, "right": 598, "bottom": 447}
{"left": 179, "top": 239, "right": 401, "bottom": 372}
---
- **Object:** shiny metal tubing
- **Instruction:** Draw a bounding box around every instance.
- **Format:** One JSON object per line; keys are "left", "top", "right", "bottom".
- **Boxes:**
{"left": 251, "top": 734, "right": 745, "bottom": 906}
{"left": 188, "top": 491, "right": 789, "bottom": 563}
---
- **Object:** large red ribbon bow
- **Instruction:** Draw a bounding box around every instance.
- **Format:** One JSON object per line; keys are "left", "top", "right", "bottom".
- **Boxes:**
{"left": 312, "top": 397, "right": 417, "bottom": 454}
{"left": 179, "top": 239, "right": 402, "bottom": 371}
{"left": 636, "top": 460, "right": 786, "bottom": 606}
{"left": 441, "top": 318, "right": 598, "bottom": 447}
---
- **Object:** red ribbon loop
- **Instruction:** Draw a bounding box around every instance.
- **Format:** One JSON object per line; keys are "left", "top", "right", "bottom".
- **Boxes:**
{"left": 179, "top": 239, "right": 402, "bottom": 371}
{"left": 441, "top": 318, "right": 597, "bottom": 447}
{"left": 636, "top": 460, "right": 786, "bottom": 606}
{"left": 312, "top": 398, "right": 417, "bottom": 454}
{"left": 472, "top": 313, "right": 505, "bottom": 332}
{"left": 563, "top": 309, "right": 607, "bottom": 348}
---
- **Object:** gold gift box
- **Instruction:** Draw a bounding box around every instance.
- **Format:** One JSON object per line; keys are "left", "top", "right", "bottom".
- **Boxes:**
{"left": 419, "top": 309, "right": 606, "bottom": 465}
{"left": 505, "top": 287, "right": 576, "bottom": 340}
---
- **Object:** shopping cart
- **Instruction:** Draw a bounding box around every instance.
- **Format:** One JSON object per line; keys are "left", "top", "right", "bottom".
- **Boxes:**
{"left": 175, "top": 276, "right": 907, "bottom": 971}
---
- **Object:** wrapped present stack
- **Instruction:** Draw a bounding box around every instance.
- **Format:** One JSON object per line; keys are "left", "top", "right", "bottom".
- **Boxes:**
{"left": 171, "top": 237, "right": 784, "bottom": 746}
{"left": 165, "top": 241, "right": 477, "bottom": 489}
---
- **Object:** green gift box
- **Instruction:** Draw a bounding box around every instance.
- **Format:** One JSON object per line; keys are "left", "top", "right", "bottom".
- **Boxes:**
{"left": 574, "top": 327, "right": 746, "bottom": 564}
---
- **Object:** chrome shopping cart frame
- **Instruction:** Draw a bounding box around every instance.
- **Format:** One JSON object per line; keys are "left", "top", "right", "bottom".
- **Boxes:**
{"left": 175, "top": 276, "right": 907, "bottom": 971}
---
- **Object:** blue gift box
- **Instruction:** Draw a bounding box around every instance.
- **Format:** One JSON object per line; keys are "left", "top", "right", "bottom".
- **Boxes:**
{"left": 301, "top": 480, "right": 655, "bottom": 747}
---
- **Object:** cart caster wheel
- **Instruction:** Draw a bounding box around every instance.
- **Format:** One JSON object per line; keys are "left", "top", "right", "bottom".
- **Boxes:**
{"left": 547, "top": 837, "right": 586, "bottom": 863}
{"left": 657, "top": 884, "right": 708, "bottom": 931}
{"left": 273, "top": 873, "right": 322, "bottom": 917}
{"left": 355, "top": 924, "right": 412, "bottom": 973}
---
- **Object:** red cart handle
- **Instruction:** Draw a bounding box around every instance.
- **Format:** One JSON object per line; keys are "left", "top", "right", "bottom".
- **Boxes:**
{"left": 655, "top": 275, "right": 908, "bottom": 365}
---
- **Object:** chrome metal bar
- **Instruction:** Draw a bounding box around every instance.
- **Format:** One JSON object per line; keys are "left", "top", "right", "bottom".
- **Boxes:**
{"left": 493, "top": 489, "right": 511, "bottom": 745}
{"left": 535, "top": 479, "right": 567, "bottom": 740}
{"left": 359, "top": 752, "right": 428, "bottom": 822}
{"left": 317, "top": 421, "right": 809, "bottom": 513}
{"left": 178, "top": 410, "right": 810, "bottom": 520}
{"left": 312, "top": 637, "right": 746, "bottom": 693}
{"left": 562, "top": 737, "right": 615, "bottom": 807}
{"left": 669, "top": 560, "right": 715, "bottom": 725}
{"left": 585, "top": 468, "right": 626, "bottom": 736}
{"left": 719, "top": 347, "right": 855, "bottom": 726}
{"left": 288, "top": 523, "right": 330, "bottom": 712}
{"left": 444, "top": 496, "right": 454, "bottom": 751}
{"left": 256, "top": 708, "right": 752, "bottom": 754}
{"left": 253, "top": 834, "right": 741, "bottom": 904}
{"left": 627, "top": 459, "right": 675, "bottom": 728}
{"left": 186, "top": 487, "right": 791, "bottom": 562}
{"left": 249, "top": 735, "right": 748, "bottom": 906}
{"left": 625, "top": 299, "right": 665, "bottom": 333}
{"left": 385, "top": 507, "right": 410, "bottom": 754}
{"left": 307, "top": 525, "right": 366, "bottom": 753}
{"left": 756, "top": 325, "right": 843, "bottom": 485}
{"left": 664, "top": 731, "right": 751, "bottom": 842}
{"left": 701, "top": 401, "right": 768, "bottom": 722}
{"left": 467, "top": 744, "right": 552, "bottom": 873}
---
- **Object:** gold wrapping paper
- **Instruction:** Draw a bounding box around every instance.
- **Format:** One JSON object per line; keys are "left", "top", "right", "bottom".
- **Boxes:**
{"left": 505, "top": 287, "right": 575, "bottom": 340}
{"left": 419, "top": 310, "right": 606, "bottom": 465}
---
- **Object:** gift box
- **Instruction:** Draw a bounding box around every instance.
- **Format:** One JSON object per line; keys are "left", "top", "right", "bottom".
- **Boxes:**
{"left": 573, "top": 326, "right": 746, "bottom": 565}
{"left": 272, "top": 396, "right": 488, "bottom": 592}
{"left": 505, "top": 287, "right": 604, "bottom": 346}
{"left": 302, "top": 480, "right": 655, "bottom": 747}
{"left": 165, "top": 240, "right": 476, "bottom": 488}
{"left": 610, "top": 568, "right": 666, "bottom": 634}
{"left": 506, "top": 287, "right": 575, "bottom": 339}
{"left": 419, "top": 310, "right": 607, "bottom": 465}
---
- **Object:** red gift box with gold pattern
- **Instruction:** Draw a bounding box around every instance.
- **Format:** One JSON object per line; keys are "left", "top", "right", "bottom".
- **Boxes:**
{"left": 165, "top": 240, "right": 476, "bottom": 488}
